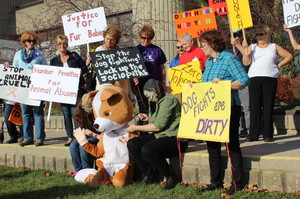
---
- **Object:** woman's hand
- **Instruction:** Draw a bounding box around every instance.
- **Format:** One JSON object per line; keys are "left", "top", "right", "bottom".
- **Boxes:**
{"left": 283, "top": 24, "right": 292, "bottom": 33}
{"left": 3, "top": 62, "right": 9, "bottom": 68}
{"left": 126, "top": 125, "right": 137, "bottom": 133}
{"left": 138, "top": 113, "right": 149, "bottom": 121}
{"left": 212, "top": 77, "right": 221, "bottom": 83}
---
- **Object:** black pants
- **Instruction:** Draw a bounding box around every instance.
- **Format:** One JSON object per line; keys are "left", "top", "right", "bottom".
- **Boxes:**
{"left": 127, "top": 134, "right": 188, "bottom": 177}
{"left": 248, "top": 77, "right": 277, "bottom": 139}
{"left": 206, "top": 105, "right": 243, "bottom": 187}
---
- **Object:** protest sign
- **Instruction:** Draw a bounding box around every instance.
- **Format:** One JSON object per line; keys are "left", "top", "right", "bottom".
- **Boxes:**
{"left": 283, "top": 0, "right": 300, "bottom": 28}
{"left": 208, "top": 0, "right": 228, "bottom": 16}
{"left": 28, "top": 64, "right": 80, "bottom": 105}
{"left": 174, "top": 7, "right": 217, "bottom": 39}
{"left": 90, "top": 47, "right": 149, "bottom": 84}
{"left": 177, "top": 81, "right": 231, "bottom": 143}
{"left": 0, "top": 64, "right": 41, "bottom": 106}
{"left": 226, "top": 0, "right": 253, "bottom": 31}
{"left": 167, "top": 60, "right": 202, "bottom": 95}
{"left": 62, "top": 7, "right": 107, "bottom": 47}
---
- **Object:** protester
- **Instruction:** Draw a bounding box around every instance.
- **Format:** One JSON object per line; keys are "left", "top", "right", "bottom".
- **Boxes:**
{"left": 13, "top": 31, "right": 47, "bottom": 147}
{"left": 135, "top": 25, "right": 167, "bottom": 116}
{"left": 50, "top": 34, "right": 88, "bottom": 146}
{"left": 229, "top": 31, "right": 250, "bottom": 138}
{"left": 86, "top": 24, "right": 130, "bottom": 94}
{"left": 70, "top": 94, "right": 99, "bottom": 176}
{"left": 284, "top": 24, "right": 300, "bottom": 76}
{"left": 243, "top": 25, "right": 293, "bottom": 142}
{"left": 169, "top": 40, "right": 185, "bottom": 68}
{"left": 179, "top": 33, "right": 208, "bottom": 70}
{"left": 126, "top": 79, "right": 188, "bottom": 190}
{"left": 197, "top": 30, "right": 249, "bottom": 195}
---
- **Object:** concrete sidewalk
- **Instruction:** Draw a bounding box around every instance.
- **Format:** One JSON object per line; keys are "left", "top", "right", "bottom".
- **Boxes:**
{"left": 0, "top": 130, "right": 300, "bottom": 191}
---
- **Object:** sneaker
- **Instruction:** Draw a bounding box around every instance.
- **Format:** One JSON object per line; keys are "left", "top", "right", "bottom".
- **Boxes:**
{"left": 19, "top": 140, "right": 34, "bottom": 147}
{"left": 225, "top": 185, "right": 242, "bottom": 195}
{"left": 35, "top": 141, "right": 44, "bottom": 147}
{"left": 203, "top": 183, "right": 224, "bottom": 191}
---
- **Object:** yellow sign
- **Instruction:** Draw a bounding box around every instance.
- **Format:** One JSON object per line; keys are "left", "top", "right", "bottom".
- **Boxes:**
{"left": 167, "top": 60, "right": 202, "bottom": 95}
{"left": 177, "top": 81, "right": 231, "bottom": 143}
{"left": 226, "top": 0, "right": 253, "bottom": 31}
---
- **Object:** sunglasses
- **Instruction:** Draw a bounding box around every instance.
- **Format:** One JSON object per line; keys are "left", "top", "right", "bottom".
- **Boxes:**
{"left": 26, "top": 39, "right": 36, "bottom": 43}
{"left": 176, "top": 46, "right": 183, "bottom": 49}
{"left": 255, "top": 33, "right": 265, "bottom": 36}
{"left": 141, "top": 36, "right": 153, "bottom": 40}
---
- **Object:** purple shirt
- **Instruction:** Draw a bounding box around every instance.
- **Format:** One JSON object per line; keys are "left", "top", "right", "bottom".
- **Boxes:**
{"left": 137, "top": 44, "right": 167, "bottom": 82}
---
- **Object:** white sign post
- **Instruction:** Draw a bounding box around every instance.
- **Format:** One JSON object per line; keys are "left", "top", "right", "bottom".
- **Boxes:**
{"left": 283, "top": 0, "right": 300, "bottom": 28}
{"left": 62, "top": 7, "right": 107, "bottom": 47}
{"left": 29, "top": 64, "right": 81, "bottom": 105}
{"left": 0, "top": 64, "right": 41, "bottom": 106}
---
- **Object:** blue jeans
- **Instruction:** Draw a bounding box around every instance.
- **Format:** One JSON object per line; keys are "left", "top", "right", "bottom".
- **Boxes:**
{"left": 69, "top": 137, "right": 98, "bottom": 171}
{"left": 60, "top": 103, "right": 77, "bottom": 138}
{"left": 4, "top": 103, "right": 23, "bottom": 140}
{"left": 20, "top": 102, "right": 45, "bottom": 141}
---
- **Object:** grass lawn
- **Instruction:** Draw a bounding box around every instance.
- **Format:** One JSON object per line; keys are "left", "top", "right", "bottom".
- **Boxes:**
{"left": 0, "top": 166, "right": 300, "bottom": 199}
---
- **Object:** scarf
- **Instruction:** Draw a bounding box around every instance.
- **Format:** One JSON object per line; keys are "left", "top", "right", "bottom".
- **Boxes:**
{"left": 21, "top": 47, "right": 36, "bottom": 63}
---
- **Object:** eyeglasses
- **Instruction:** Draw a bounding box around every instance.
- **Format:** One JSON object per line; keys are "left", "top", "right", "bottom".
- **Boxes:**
{"left": 141, "top": 36, "right": 153, "bottom": 40}
{"left": 255, "top": 33, "right": 265, "bottom": 36}
{"left": 58, "top": 43, "right": 68, "bottom": 46}
{"left": 176, "top": 46, "right": 183, "bottom": 49}
{"left": 26, "top": 39, "right": 36, "bottom": 43}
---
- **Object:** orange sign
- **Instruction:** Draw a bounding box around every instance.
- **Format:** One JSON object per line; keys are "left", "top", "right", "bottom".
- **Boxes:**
{"left": 8, "top": 103, "right": 23, "bottom": 126}
{"left": 208, "top": 0, "right": 228, "bottom": 16}
{"left": 174, "top": 7, "right": 217, "bottom": 39}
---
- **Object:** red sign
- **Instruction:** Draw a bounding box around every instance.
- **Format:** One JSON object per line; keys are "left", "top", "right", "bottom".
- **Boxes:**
{"left": 209, "top": 0, "right": 228, "bottom": 16}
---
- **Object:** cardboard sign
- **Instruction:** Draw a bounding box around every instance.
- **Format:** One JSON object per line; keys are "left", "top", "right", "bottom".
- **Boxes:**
{"left": 283, "top": 0, "right": 300, "bottom": 28}
{"left": 0, "top": 64, "right": 41, "bottom": 106}
{"left": 174, "top": 7, "right": 218, "bottom": 39}
{"left": 167, "top": 60, "right": 202, "bottom": 94}
{"left": 29, "top": 64, "right": 80, "bottom": 105}
{"left": 90, "top": 47, "right": 149, "bottom": 84}
{"left": 62, "top": 7, "right": 107, "bottom": 47}
{"left": 226, "top": 0, "right": 253, "bottom": 31}
{"left": 208, "top": 0, "right": 228, "bottom": 16}
{"left": 177, "top": 81, "right": 231, "bottom": 143}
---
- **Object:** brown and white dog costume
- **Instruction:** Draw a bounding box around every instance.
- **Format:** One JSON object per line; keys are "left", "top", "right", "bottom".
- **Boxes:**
{"left": 74, "top": 85, "right": 137, "bottom": 187}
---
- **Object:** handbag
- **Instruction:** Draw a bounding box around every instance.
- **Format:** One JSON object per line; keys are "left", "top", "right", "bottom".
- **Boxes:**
{"left": 8, "top": 103, "right": 23, "bottom": 125}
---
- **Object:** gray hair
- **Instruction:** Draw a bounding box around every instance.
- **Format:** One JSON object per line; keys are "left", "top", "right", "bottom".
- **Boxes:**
{"left": 180, "top": 33, "right": 193, "bottom": 42}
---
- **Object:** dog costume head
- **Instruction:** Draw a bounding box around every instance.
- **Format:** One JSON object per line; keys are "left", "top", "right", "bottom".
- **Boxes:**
{"left": 83, "top": 85, "right": 133, "bottom": 134}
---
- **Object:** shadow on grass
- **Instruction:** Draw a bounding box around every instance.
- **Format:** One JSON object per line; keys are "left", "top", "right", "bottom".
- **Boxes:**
{"left": 0, "top": 184, "right": 98, "bottom": 199}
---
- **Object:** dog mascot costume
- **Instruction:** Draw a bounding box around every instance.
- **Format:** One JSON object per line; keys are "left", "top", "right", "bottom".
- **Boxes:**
{"left": 74, "top": 85, "right": 137, "bottom": 187}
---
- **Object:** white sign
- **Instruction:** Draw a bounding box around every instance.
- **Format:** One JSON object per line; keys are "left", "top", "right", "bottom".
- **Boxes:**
{"left": 283, "top": 0, "right": 300, "bottom": 28}
{"left": 0, "top": 64, "right": 41, "bottom": 106}
{"left": 62, "top": 7, "right": 107, "bottom": 47}
{"left": 29, "top": 64, "right": 81, "bottom": 105}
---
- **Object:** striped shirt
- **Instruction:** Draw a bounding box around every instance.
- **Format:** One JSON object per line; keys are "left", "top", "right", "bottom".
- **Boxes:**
{"left": 202, "top": 51, "right": 249, "bottom": 106}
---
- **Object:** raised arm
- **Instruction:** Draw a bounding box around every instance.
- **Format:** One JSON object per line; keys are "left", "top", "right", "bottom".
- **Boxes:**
{"left": 284, "top": 24, "right": 300, "bottom": 51}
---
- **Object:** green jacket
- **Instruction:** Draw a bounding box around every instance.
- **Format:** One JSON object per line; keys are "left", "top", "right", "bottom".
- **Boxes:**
{"left": 152, "top": 93, "right": 181, "bottom": 138}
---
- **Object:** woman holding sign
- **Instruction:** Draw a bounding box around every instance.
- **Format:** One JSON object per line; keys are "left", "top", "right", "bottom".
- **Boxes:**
{"left": 86, "top": 24, "right": 130, "bottom": 94}
{"left": 243, "top": 25, "right": 292, "bottom": 143}
{"left": 50, "top": 35, "right": 88, "bottom": 146}
{"left": 135, "top": 25, "right": 167, "bottom": 119}
{"left": 197, "top": 30, "right": 249, "bottom": 195}
{"left": 13, "top": 31, "right": 47, "bottom": 147}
